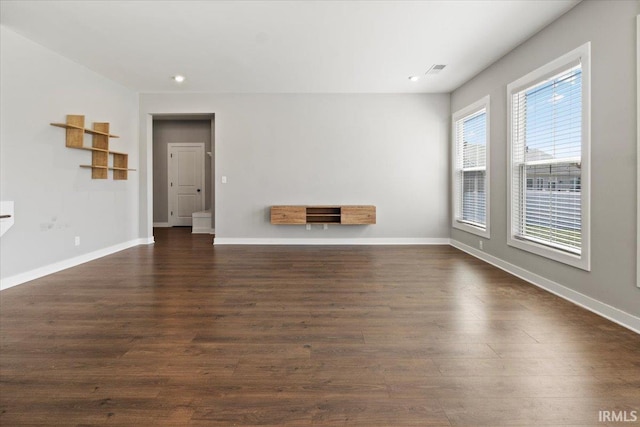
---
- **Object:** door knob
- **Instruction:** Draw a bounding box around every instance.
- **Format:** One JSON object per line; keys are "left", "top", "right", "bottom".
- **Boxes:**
{"left": 197, "top": 189, "right": 201, "bottom": 192}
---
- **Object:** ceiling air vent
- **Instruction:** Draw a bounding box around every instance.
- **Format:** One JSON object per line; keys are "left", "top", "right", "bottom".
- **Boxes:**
{"left": 426, "top": 64, "right": 447, "bottom": 75}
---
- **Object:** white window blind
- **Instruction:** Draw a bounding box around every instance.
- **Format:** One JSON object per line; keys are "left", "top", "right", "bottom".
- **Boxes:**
{"left": 511, "top": 64, "right": 582, "bottom": 254}
{"left": 453, "top": 99, "right": 488, "bottom": 237}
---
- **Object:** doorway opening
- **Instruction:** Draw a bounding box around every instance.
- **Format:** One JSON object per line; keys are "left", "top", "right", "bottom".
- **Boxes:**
{"left": 151, "top": 114, "right": 215, "bottom": 237}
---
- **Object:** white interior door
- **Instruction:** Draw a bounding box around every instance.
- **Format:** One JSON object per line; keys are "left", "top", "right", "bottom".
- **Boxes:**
{"left": 168, "top": 143, "right": 205, "bottom": 226}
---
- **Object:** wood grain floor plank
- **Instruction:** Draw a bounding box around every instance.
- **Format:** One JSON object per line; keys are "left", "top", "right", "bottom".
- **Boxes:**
{"left": 1, "top": 228, "right": 638, "bottom": 425}
{"left": 438, "top": 397, "right": 640, "bottom": 426}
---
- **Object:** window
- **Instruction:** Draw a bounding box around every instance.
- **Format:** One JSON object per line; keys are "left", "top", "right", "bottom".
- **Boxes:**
{"left": 452, "top": 96, "right": 490, "bottom": 238}
{"left": 507, "top": 43, "right": 590, "bottom": 270}
{"left": 570, "top": 177, "right": 581, "bottom": 192}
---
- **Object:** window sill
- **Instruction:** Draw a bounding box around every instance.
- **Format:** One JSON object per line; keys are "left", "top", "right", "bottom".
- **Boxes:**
{"left": 453, "top": 220, "right": 490, "bottom": 239}
{"left": 507, "top": 235, "right": 590, "bottom": 271}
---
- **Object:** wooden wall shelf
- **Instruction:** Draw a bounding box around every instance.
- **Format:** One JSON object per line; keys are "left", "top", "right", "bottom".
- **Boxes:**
{"left": 271, "top": 205, "right": 376, "bottom": 225}
{"left": 50, "top": 122, "right": 119, "bottom": 138}
{"left": 50, "top": 114, "right": 136, "bottom": 180}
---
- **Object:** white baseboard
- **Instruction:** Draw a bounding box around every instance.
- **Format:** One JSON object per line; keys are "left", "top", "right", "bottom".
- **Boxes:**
{"left": 214, "top": 237, "right": 451, "bottom": 245}
{"left": 450, "top": 239, "right": 640, "bottom": 334}
{"left": 139, "top": 237, "right": 155, "bottom": 245}
{"left": 192, "top": 227, "right": 215, "bottom": 235}
{"left": 153, "top": 222, "right": 170, "bottom": 228}
{"left": 0, "top": 238, "right": 149, "bottom": 291}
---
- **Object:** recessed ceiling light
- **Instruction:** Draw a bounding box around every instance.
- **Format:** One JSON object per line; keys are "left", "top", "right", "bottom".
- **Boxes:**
{"left": 408, "top": 76, "right": 419, "bottom": 82}
{"left": 172, "top": 75, "right": 186, "bottom": 83}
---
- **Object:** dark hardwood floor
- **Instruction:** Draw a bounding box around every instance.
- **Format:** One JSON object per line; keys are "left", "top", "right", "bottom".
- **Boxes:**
{"left": 1, "top": 228, "right": 639, "bottom": 426}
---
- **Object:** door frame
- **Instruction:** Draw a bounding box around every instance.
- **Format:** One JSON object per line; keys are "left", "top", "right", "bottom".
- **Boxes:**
{"left": 142, "top": 113, "right": 215, "bottom": 243}
{"left": 167, "top": 142, "right": 205, "bottom": 227}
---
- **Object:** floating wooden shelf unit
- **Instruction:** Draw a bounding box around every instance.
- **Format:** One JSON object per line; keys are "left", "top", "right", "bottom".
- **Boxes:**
{"left": 271, "top": 205, "right": 376, "bottom": 225}
{"left": 50, "top": 114, "right": 136, "bottom": 180}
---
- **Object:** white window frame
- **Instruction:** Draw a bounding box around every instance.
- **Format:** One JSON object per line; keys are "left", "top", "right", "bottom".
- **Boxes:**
{"left": 452, "top": 95, "right": 490, "bottom": 239}
{"left": 507, "top": 42, "right": 591, "bottom": 271}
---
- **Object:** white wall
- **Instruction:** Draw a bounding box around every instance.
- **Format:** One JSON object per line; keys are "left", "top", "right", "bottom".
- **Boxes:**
{"left": 139, "top": 94, "right": 450, "bottom": 242}
{"left": 0, "top": 26, "right": 139, "bottom": 286}
{"left": 450, "top": 0, "right": 640, "bottom": 317}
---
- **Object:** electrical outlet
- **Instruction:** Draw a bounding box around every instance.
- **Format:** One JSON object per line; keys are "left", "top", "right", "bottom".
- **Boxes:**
{"left": 75, "top": 236, "right": 80, "bottom": 246}
{"left": 479, "top": 240, "right": 483, "bottom": 250}
{"left": 323, "top": 224, "right": 328, "bottom": 230}
{"left": 306, "top": 224, "right": 311, "bottom": 231}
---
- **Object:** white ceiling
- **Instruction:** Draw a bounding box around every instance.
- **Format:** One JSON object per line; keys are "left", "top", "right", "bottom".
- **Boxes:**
{"left": 0, "top": 0, "right": 580, "bottom": 93}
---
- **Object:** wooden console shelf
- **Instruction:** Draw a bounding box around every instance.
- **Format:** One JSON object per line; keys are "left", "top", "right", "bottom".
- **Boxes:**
{"left": 50, "top": 114, "right": 136, "bottom": 180}
{"left": 271, "top": 205, "right": 376, "bottom": 225}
